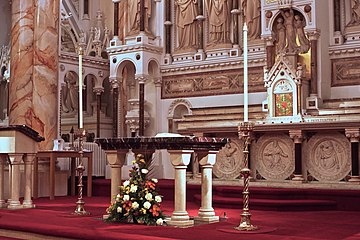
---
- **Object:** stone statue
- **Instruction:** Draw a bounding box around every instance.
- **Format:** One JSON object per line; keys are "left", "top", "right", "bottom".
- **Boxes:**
{"left": 128, "top": 0, "right": 152, "bottom": 35}
{"left": 62, "top": 72, "right": 78, "bottom": 114}
{"left": 205, "top": 0, "right": 231, "bottom": 45}
{"left": 175, "top": 0, "right": 199, "bottom": 50}
{"left": 294, "top": 15, "right": 310, "bottom": 53}
{"left": 350, "top": 0, "right": 360, "bottom": 25}
{"left": 242, "top": 0, "right": 261, "bottom": 40}
{"left": 280, "top": 9, "right": 297, "bottom": 53}
{"left": 275, "top": 17, "right": 286, "bottom": 54}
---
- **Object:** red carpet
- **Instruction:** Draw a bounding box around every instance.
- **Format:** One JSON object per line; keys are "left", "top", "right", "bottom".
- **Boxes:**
{"left": 0, "top": 195, "right": 360, "bottom": 239}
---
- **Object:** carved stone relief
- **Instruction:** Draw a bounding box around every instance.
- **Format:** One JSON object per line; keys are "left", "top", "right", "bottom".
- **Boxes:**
{"left": 332, "top": 57, "right": 360, "bottom": 86}
{"left": 304, "top": 133, "right": 351, "bottom": 182}
{"left": 213, "top": 138, "right": 244, "bottom": 179}
{"left": 253, "top": 134, "right": 294, "bottom": 180}
{"left": 162, "top": 68, "right": 265, "bottom": 99}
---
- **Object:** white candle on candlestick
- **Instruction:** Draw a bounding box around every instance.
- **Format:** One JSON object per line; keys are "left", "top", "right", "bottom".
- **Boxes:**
{"left": 243, "top": 23, "right": 248, "bottom": 122}
{"left": 79, "top": 47, "right": 83, "bottom": 129}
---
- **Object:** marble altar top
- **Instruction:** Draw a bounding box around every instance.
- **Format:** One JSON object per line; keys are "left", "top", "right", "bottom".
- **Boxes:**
{"left": 95, "top": 136, "right": 229, "bottom": 151}
{"left": 0, "top": 125, "right": 45, "bottom": 142}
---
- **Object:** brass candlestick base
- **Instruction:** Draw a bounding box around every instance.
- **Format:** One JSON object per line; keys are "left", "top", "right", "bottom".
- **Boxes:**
{"left": 235, "top": 121, "right": 258, "bottom": 231}
{"left": 73, "top": 129, "right": 90, "bottom": 215}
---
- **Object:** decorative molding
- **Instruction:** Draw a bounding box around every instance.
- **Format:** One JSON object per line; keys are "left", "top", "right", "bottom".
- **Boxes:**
{"left": 168, "top": 99, "right": 193, "bottom": 117}
{"left": 331, "top": 57, "right": 360, "bottom": 86}
{"left": 345, "top": 128, "right": 360, "bottom": 142}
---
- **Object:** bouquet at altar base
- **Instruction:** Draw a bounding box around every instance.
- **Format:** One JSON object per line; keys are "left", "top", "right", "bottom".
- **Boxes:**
{"left": 106, "top": 154, "right": 165, "bottom": 226}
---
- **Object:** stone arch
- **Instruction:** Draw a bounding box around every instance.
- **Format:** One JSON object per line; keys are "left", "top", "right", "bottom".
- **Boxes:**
{"left": 168, "top": 99, "right": 192, "bottom": 133}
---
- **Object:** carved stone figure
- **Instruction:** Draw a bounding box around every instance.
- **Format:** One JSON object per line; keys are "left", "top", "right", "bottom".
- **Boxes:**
{"left": 175, "top": 0, "right": 199, "bottom": 50}
{"left": 275, "top": 17, "right": 286, "bottom": 54}
{"left": 316, "top": 140, "right": 340, "bottom": 171}
{"left": 62, "top": 72, "right": 78, "bottom": 113}
{"left": 242, "top": 0, "right": 261, "bottom": 40}
{"left": 294, "top": 15, "right": 310, "bottom": 53}
{"left": 280, "top": 9, "right": 297, "bottom": 53}
{"left": 263, "top": 140, "right": 288, "bottom": 170}
{"left": 128, "top": 0, "right": 152, "bottom": 35}
{"left": 205, "top": 0, "right": 231, "bottom": 45}
{"left": 349, "top": 0, "right": 360, "bottom": 25}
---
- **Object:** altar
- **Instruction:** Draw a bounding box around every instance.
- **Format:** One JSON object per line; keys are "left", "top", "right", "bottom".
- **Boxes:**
{"left": 96, "top": 136, "right": 228, "bottom": 227}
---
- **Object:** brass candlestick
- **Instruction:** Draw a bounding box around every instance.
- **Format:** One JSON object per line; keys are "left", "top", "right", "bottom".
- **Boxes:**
{"left": 235, "top": 121, "right": 258, "bottom": 231}
{"left": 74, "top": 129, "right": 90, "bottom": 215}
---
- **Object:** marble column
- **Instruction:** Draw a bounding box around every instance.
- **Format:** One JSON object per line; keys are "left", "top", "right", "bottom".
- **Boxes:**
{"left": 23, "top": 153, "right": 35, "bottom": 208}
{"left": 309, "top": 31, "right": 320, "bottom": 96}
{"left": 231, "top": 0, "right": 240, "bottom": 47}
{"left": 93, "top": 87, "right": 104, "bottom": 138}
{"left": 154, "top": 78, "right": 162, "bottom": 132}
{"left": 345, "top": 128, "right": 360, "bottom": 182}
{"left": 265, "top": 37, "right": 275, "bottom": 69}
{"left": 289, "top": 130, "right": 305, "bottom": 181}
{"left": 106, "top": 150, "right": 127, "bottom": 202}
{"left": 167, "top": 150, "right": 194, "bottom": 227}
{"left": 195, "top": 150, "right": 219, "bottom": 223}
{"left": 9, "top": 0, "right": 59, "bottom": 150}
{"left": 0, "top": 155, "right": 6, "bottom": 208}
{"left": 110, "top": 78, "right": 119, "bottom": 137}
{"left": 8, "top": 153, "right": 23, "bottom": 209}
{"left": 136, "top": 75, "right": 148, "bottom": 136}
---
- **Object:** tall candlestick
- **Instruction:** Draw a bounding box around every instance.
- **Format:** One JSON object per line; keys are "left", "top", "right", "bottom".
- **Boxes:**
{"left": 79, "top": 47, "right": 83, "bottom": 129}
{"left": 243, "top": 23, "right": 248, "bottom": 122}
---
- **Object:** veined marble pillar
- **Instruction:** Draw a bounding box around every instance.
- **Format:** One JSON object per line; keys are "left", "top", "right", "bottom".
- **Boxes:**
{"left": 93, "top": 87, "right": 104, "bottom": 138}
{"left": 195, "top": 150, "right": 219, "bottom": 223}
{"left": 8, "top": 153, "right": 23, "bottom": 209}
{"left": 0, "top": 155, "right": 6, "bottom": 208}
{"left": 110, "top": 78, "right": 119, "bottom": 137}
{"left": 10, "top": 0, "right": 59, "bottom": 150}
{"left": 23, "top": 153, "right": 35, "bottom": 208}
{"left": 167, "top": 150, "right": 194, "bottom": 227}
{"left": 106, "top": 150, "right": 127, "bottom": 202}
{"left": 346, "top": 128, "right": 360, "bottom": 182}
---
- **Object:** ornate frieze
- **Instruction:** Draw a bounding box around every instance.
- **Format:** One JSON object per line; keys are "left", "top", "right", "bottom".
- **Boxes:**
{"left": 332, "top": 57, "right": 360, "bottom": 86}
{"left": 304, "top": 133, "right": 351, "bottom": 182}
{"left": 252, "top": 134, "right": 294, "bottom": 181}
{"left": 162, "top": 68, "right": 265, "bottom": 99}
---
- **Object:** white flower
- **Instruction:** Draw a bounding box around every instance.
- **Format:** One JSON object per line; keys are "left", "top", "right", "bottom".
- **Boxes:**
{"left": 117, "top": 207, "right": 122, "bottom": 213}
{"left": 145, "top": 193, "right": 153, "bottom": 201}
{"left": 155, "top": 196, "right": 162, "bottom": 203}
{"left": 141, "top": 169, "right": 149, "bottom": 174}
{"left": 156, "top": 218, "right": 164, "bottom": 225}
{"left": 151, "top": 178, "right": 158, "bottom": 183}
{"left": 132, "top": 201, "right": 139, "bottom": 209}
{"left": 116, "top": 194, "right": 121, "bottom": 201}
{"left": 130, "top": 185, "right": 138, "bottom": 193}
{"left": 123, "top": 180, "right": 130, "bottom": 187}
{"left": 123, "top": 195, "right": 130, "bottom": 201}
{"left": 143, "top": 201, "right": 151, "bottom": 209}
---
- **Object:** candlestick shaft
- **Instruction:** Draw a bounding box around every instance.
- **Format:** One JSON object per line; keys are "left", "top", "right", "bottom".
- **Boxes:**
{"left": 243, "top": 23, "right": 248, "bottom": 122}
{"left": 79, "top": 51, "right": 83, "bottom": 129}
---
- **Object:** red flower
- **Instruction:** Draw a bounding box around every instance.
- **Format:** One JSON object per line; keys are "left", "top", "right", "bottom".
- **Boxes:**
{"left": 145, "top": 180, "right": 156, "bottom": 190}
{"left": 150, "top": 204, "right": 160, "bottom": 217}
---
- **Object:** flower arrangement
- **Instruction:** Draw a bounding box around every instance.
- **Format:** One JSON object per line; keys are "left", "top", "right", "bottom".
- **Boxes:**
{"left": 106, "top": 154, "right": 165, "bottom": 226}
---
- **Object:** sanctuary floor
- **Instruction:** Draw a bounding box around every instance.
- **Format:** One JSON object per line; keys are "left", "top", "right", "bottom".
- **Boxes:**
{"left": 0, "top": 196, "right": 359, "bottom": 240}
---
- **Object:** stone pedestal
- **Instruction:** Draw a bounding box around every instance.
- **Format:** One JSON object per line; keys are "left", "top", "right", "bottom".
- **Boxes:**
{"left": 106, "top": 150, "right": 127, "bottom": 202}
{"left": 8, "top": 153, "right": 22, "bottom": 209}
{"left": 194, "top": 150, "right": 219, "bottom": 223}
{"left": 167, "top": 150, "right": 194, "bottom": 227}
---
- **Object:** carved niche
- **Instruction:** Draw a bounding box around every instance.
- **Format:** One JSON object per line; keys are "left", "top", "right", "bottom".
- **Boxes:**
{"left": 252, "top": 134, "right": 294, "bottom": 180}
{"left": 304, "top": 133, "right": 351, "bottom": 182}
{"left": 213, "top": 137, "right": 244, "bottom": 179}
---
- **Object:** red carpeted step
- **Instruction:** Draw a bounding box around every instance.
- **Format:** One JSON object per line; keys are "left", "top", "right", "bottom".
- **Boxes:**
{"left": 194, "top": 194, "right": 337, "bottom": 211}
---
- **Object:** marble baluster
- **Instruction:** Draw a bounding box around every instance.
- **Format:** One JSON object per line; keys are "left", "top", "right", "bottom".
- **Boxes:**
{"left": 0, "top": 155, "right": 6, "bottom": 208}
{"left": 10, "top": 0, "right": 59, "bottom": 150}
{"left": 106, "top": 150, "right": 127, "bottom": 202}
{"left": 8, "top": 153, "right": 23, "bottom": 209}
{"left": 167, "top": 150, "right": 194, "bottom": 227}
{"left": 195, "top": 150, "right": 219, "bottom": 223}
{"left": 23, "top": 153, "right": 35, "bottom": 208}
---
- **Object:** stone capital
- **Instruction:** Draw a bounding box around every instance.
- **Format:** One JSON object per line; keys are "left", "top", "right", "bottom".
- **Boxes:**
{"left": 308, "top": 29, "right": 321, "bottom": 41}
{"left": 93, "top": 86, "right": 104, "bottom": 95}
{"left": 135, "top": 74, "right": 150, "bottom": 84}
{"left": 105, "top": 150, "right": 127, "bottom": 166}
{"left": 153, "top": 77, "right": 162, "bottom": 87}
{"left": 23, "top": 153, "right": 36, "bottom": 164}
{"left": 345, "top": 128, "right": 360, "bottom": 143}
{"left": 289, "top": 130, "right": 303, "bottom": 143}
{"left": 168, "top": 150, "right": 194, "bottom": 166}
{"left": 197, "top": 150, "right": 219, "bottom": 166}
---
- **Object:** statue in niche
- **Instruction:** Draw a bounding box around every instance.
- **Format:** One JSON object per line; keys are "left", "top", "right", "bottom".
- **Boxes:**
{"left": 205, "top": 0, "right": 231, "bottom": 45}
{"left": 263, "top": 140, "right": 288, "bottom": 170}
{"left": 280, "top": 8, "right": 297, "bottom": 53}
{"left": 275, "top": 17, "right": 286, "bottom": 54}
{"left": 316, "top": 140, "right": 340, "bottom": 171}
{"left": 242, "top": 0, "right": 261, "bottom": 40}
{"left": 294, "top": 15, "right": 310, "bottom": 53}
{"left": 128, "top": 0, "right": 152, "bottom": 35}
{"left": 349, "top": 0, "right": 360, "bottom": 25}
{"left": 175, "top": 0, "right": 199, "bottom": 50}
{"left": 62, "top": 72, "right": 78, "bottom": 114}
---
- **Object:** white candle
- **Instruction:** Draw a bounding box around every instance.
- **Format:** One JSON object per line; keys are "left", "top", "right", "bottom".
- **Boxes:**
{"left": 79, "top": 47, "right": 83, "bottom": 129}
{"left": 243, "top": 23, "right": 248, "bottom": 122}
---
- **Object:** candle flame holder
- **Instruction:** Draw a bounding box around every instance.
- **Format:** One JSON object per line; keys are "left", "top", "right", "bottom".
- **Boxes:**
{"left": 235, "top": 121, "right": 258, "bottom": 231}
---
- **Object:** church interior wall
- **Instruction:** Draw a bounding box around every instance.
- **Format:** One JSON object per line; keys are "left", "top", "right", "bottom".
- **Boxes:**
{"left": 0, "top": 1, "right": 11, "bottom": 47}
